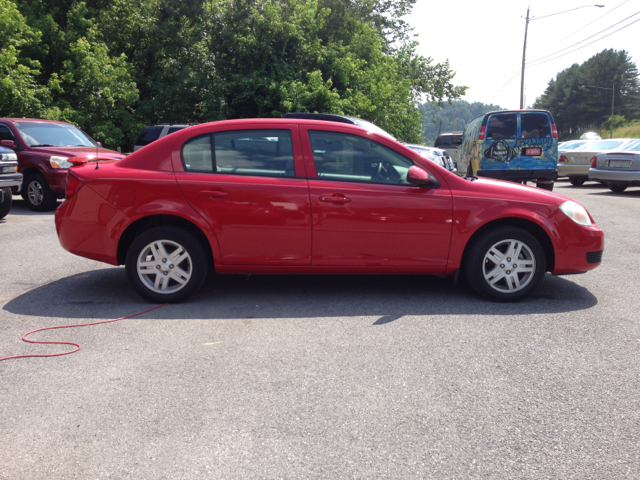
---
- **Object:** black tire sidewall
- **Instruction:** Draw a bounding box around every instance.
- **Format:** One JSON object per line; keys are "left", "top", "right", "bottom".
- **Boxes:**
{"left": 465, "top": 227, "right": 546, "bottom": 302}
{"left": 0, "top": 188, "right": 12, "bottom": 219}
{"left": 125, "top": 226, "right": 208, "bottom": 303}
{"left": 608, "top": 183, "right": 627, "bottom": 193}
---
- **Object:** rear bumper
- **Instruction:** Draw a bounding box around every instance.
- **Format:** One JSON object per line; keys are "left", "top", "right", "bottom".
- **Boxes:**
{"left": 558, "top": 164, "right": 589, "bottom": 178}
{"left": 477, "top": 169, "right": 557, "bottom": 182}
{"left": 588, "top": 168, "right": 640, "bottom": 183}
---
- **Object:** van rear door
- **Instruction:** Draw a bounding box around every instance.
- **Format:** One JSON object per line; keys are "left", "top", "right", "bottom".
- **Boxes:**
{"left": 481, "top": 113, "right": 518, "bottom": 172}
{"left": 518, "top": 112, "right": 556, "bottom": 170}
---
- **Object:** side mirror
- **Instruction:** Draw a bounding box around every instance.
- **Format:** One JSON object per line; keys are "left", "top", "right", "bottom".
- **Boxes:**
{"left": 407, "top": 165, "right": 440, "bottom": 188}
{"left": 0, "top": 140, "right": 15, "bottom": 149}
{"left": 97, "top": 141, "right": 102, "bottom": 147}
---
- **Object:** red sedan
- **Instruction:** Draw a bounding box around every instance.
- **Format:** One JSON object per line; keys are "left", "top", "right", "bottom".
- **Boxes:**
{"left": 55, "top": 118, "right": 604, "bottom": 303}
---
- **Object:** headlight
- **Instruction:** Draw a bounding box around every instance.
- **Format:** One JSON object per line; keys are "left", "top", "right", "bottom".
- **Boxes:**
{"left": 50, "top": 156, "right": 72, "bottom": 169}
{"left": 560, "top": 200, "right": 592, "bottom": 227}
{"left": 0, "top": 152, "right": 17, "bottom": 161}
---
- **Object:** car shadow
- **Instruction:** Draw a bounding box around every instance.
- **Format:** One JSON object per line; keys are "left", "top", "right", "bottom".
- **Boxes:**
{"left": 3, "top": 268, "right": 598, "bottom": 323}
{"left": 587, "top": 189, "right": 640, "bottom": 197}
{"left": 5, "top": 197, "right": 61, "bottom": 216}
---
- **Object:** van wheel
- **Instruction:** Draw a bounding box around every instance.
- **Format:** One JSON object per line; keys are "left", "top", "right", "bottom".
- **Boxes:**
{"left": 536, "top": 181, "right": 554, "bottom": 191}
{"left": 465, "top": 227, "right": 546, "bottom": 302}
{"left": 22, "top": 173, "right": 58, "bottom": 211}
{"left": 125, "top": 226, "right": 208, "bottom": 303}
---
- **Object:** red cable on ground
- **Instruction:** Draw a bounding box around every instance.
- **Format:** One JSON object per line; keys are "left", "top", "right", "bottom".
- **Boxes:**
{"left": 0, "top": 278, "right": 249, "bottom": 363}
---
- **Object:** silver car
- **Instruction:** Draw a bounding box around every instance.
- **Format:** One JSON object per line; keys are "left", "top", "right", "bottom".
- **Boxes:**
{"left": 558, "top": 138, "right": 636, "bottom": 186}
{"left": 588, "top": 138, "right": 640, "bottom": 192}
{"left": 405, "top": 144, "right": 456, "bottom": 172}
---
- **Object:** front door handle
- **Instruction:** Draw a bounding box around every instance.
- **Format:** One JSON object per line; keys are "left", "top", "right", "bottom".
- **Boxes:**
{"left": 320, "top": 194, "right": 351, "bottom": 204}
{"left": 198, "top": 189, "right": 229, "bottom": 198}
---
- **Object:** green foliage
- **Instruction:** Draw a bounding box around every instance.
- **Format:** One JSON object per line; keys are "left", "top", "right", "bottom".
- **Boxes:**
{"left": 420, "top": 100, "right": 503, "bottom": 145}
{"left": 3, "top": 0, "right": 466, "bottom": 148}
{"left": 534, "top": 49, "right": 640, "bottom": 136}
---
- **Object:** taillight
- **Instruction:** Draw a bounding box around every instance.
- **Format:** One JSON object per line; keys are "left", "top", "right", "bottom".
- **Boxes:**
{"left": 559, "top": 155, "right": 567, "bottom": 163}
{"left": 552, "top": 124, "right": 558, "bottom": 138}
{"left": 65, "top": 170, "right": 82, "bottom": 199}
{"left": 591, "top": 156, "right": 597, "bottom": 168}
{"left": 479, "top": 126, "right": 486, "bottom": 140}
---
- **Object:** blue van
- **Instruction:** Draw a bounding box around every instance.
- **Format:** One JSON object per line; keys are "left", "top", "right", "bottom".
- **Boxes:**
{"left": 457, "top": 110, "right": 558, "bottom": 190}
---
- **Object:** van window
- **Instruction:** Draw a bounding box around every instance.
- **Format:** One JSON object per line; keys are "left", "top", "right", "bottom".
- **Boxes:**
{"left": 486, "top": 114, "right": 517, "bottom": 140}
{"left": 521, "top": 113, "right": 551, "bottom": 139}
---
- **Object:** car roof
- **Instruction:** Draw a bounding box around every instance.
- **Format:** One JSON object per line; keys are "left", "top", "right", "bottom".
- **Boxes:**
{"left": 0, "top": 118, "right": 74, "bottom": 125}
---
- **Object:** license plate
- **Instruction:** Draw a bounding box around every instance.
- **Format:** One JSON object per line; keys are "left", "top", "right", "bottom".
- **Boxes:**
{"left": 525, "top": 148, "right": 541, "bottom": 156}
{"left": 608, "top": 160, "right": 631, "bottom": 168}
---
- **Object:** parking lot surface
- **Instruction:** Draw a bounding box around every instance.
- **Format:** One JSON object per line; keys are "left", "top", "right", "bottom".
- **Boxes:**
{"left": 1, "top": 183, "right": 639, "bottom": 479}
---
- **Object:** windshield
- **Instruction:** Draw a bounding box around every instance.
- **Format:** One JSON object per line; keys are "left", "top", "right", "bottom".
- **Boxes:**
{"left": 560, "top": 141, "right": 588, "bottom": 150}
{"left": 14, "top": 122, "right": 97, "bottom": 147}
{"left": 579, "top": 140, "right": 626, "bottom": 151}
{"left": 622, "top": 140, "right": 640, "bottom": 151}
{"left": 345, "top": 117, "right": 396, "bottom": 140}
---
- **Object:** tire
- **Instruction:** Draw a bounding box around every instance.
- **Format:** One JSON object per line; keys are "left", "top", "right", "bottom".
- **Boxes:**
{"left": 22, "top": 173, "right": 58, "bottom": 211}
{"left": 536, "top": 181, "right": 554, "bottom": 191}
{"left": 608, "top": 183, "right": 627, "bottom": 193}
{"left": 569, "top": 178, "right": 585, "bottom": 186}
{"left": 125, "top": 226, "right": 208, "bottom": 303}
{"left": 0, "top": 188, "right": 12, "bottom": 219}
{"left": 465, "top": 227, "right": 546, "bottom": 302}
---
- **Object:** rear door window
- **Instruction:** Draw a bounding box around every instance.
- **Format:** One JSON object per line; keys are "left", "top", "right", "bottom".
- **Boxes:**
{"left": 486, "top": 114, "right": 517, "bottom": 140}
{"left": 521, "top": 113, "right": 551, "bottom": 139}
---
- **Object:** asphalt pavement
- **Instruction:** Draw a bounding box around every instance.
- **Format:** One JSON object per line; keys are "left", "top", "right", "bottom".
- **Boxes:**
{"left": 1, "top": 182, "right": 639, "bottom": 479}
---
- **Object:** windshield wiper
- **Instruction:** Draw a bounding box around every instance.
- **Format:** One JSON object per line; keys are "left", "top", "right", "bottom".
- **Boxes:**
{"left": 31, "top": 144, "right": 55, "bottom": 147}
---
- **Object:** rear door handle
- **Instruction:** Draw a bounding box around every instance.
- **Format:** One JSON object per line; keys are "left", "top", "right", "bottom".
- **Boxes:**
{"left": 198, "top": 189, "right": 229, "bottom": 198}
{"left": 320, "top": 195, "right": 351, "bottom": 204}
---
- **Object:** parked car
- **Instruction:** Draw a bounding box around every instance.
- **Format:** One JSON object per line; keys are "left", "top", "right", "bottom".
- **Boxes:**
{"left": 56, "top": 117, "right": 603, "bottom": 304}
{"left": 0, "top": 118, "right": 124, "bottom": 211}
{"left": 133, "top": 124, "right": 195, "bottom": 151}
{"left": 0, "top": 146, "right": 22, "bottom": 220}
{"left": 559, "top": 139, "right": 595, "bottom": 153}
{"left": 558, "top": 138, "right": 636, "bottom": 186}
{"left": 457, "top": 110, "right": 558, "bottom": 190}
{"left": 434, "top": 132, "right": 463, "bottom": 161}
{"left": 588, "top": 138, "right": 640, "bottom": 192}
{"left": 405, "top": 144, "right": 456, "bottom": 172}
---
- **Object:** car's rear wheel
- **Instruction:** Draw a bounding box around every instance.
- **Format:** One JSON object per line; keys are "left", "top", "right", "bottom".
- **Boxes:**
{"left": 465, "top": 227, "right": 546, "bottom": 302}
{"left": 608, "top": 183, "right": 627, "bottom": 193}
{"left": 0, "top": 188, "right": 12, "bottom": 219}
{"left": 125, "top": 226, "right": 208, "bottom": 303}
{"left": 22, "top": 173, "right": 57, "bottom": 211}
{"left": 569, "top": 178, "right": 585, "bottom": 186}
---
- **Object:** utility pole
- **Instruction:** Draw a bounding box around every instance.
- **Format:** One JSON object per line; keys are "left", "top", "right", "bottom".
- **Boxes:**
{"left": 452, "top": 102, "right": 456, "bottom": 132}
{"left": 611, "top": 82, "right": 615, "bottom": 138}
{"left": 520, "top": 7, "right": 530, "bottom": 109}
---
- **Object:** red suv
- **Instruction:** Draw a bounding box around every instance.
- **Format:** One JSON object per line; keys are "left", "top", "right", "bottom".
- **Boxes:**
{"left": 0, "top": 118, "right": 124, "bottom": 211}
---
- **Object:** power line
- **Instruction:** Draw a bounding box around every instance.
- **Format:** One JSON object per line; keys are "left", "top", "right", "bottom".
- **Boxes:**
{"left": 554, "top": 0, "right": 629, "bottom": 44}
{"left": 526, "top": 10, "right": 640, "bottom": 66}
{"left": 526, "top": 16, "right": 640, "bottom": 68}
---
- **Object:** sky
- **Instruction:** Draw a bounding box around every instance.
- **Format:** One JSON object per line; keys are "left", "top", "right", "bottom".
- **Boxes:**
{"left": 405, "top": 0, "right": 640, "bottom": 110}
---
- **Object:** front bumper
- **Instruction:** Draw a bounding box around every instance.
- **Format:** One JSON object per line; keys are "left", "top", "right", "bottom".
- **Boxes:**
{"left": 0, "top": 173, "right": 23, "bottom": 190}
{"left": 588, "top": 167, "right": 640, "bottom": 184}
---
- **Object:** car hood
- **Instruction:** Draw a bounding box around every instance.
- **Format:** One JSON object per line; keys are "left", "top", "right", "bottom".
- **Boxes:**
{"left": 449, "top": 175, "right": 572, "bottom": 208}
{"left": 29, "top": 146, "right": 125, "bottom": 160}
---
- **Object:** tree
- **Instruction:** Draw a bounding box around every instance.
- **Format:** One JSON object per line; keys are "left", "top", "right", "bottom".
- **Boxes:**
{"left": 420, "top": 100, "right": 502, "bottom": 145}
{"left": 534, "top": 49, "right": 640, "bottom": 136}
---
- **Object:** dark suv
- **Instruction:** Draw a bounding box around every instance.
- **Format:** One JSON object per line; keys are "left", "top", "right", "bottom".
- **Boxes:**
{"left": 434, "top": 132, "right": 463, "bottom": 160}
{"left": 0, "top": 146, "right": 22, "bottom": 219}
{"left": 133, "top": 124, "right": 195, "bottom": 151}
{"left": 0, "top": 118, "right": 124, "bottom": 211}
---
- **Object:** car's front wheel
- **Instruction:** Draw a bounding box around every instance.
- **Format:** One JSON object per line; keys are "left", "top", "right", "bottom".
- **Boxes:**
{"left": 22, "top": 173, "right": 58, "bottom": 211}
{"left": 465, "top": 227, "right": 546, "bottom": 302}
{"left": 0, "top": 188, "right": 12, "bottom": 219}
{"left": 125, "top": 226, "right": 208, "bottom": 303}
